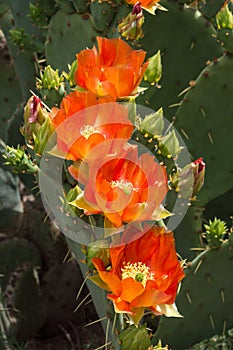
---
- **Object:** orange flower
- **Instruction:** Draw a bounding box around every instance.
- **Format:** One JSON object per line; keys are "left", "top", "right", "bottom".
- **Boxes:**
{"left": 92, "top": 225, "right": 185, "bottom": 325}
{"left": 49, "top": 92, "right": 133, "bottom": 160}
{"left": 127, "top": 0, "right": 160, "bottom": 14}
{"left": 75, "top": 37, "right": 148, "bottom": 99}
{"left": 70, "top": 140, "right": 168, "bottom": 227}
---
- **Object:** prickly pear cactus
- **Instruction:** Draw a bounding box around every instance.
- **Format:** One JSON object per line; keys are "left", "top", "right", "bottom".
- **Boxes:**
{"left": 1, "top": 0, "right": 233, "bottom": 349}
{"left": 137, "top": 0, "right": 222, "bottom": 120}
{"left": 0, "top": 31, "right": 22, "bottom": 143}
{"left": 0, "top": 168, "right": 23, "bottom": 233}
{"left": 153, "top": 235, "right": 233, "bottom": 349}
{"left": 174, "top": 54, "right": 233, "bottom": 205}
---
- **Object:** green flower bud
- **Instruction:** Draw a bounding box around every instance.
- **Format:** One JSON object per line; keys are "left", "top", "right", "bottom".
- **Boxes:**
{"left": 149, "top": 340, "right": 169, "bottom": 349}
{"left": 144, "top": 50, "right": 162, "bottom": 85}
{"left": 204, "top": 218, "right": 228, "bottom": 249}
{"left": 216, "top": 5, "right": 233, "bottom": 30}
{"left": 34, "top": 117, "right": 55, "bottom": 155}
{"left": 37, "top": 65, "right": 63, "bottom": 90}
{"left": 139, "top": 108, "right": 164, "bottom": 137}
{"left": 3, "top": 145, "right": 38, "bottom": 174}
{"left": 158, "top": 130, "right": 183, "bottom": 159}
{"left": 216, "top": 4, "right": 233, "bottom": 53}
{"left": 87, "top": 241, "right": 110, "bottom": 269}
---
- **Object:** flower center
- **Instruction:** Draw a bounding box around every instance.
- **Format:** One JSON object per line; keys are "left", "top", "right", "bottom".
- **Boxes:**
{"left": 80, "top": 125, "right": 101, "bottom": 139}
{"left": 110, "top": 179, "right": 134, "bottom": 195}
{"left": 121, "top": 262, "right": 155, "bottom": 287}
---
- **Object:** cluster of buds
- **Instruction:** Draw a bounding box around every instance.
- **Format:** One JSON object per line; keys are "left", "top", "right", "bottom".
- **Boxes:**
{"left": 3, "top": 145, "right": 38, "bottom": 174}
{"left": 20, "top": 95, "right": 54, "bottom": 155}
{"left": 118, "top": 2, "right": 144, "bottom": 41}
{"left": 204, "top": 218, "right": 228, "bottom": 249}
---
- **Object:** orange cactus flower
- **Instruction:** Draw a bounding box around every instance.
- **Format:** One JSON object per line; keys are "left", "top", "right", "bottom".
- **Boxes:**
{"left": 49, "top": 92, "right": 133, "bottom": 160}
{"left": 92, "top": 225, "right": 185, "bottom": 325}
{"left": 70, "top": 140, "right": 168, "bottom": 227}
{"left": 127, "top": 0, "right": 160, "bottom": 14}
{"left": 75, "top": 37, "right": 148, "bottom": 99}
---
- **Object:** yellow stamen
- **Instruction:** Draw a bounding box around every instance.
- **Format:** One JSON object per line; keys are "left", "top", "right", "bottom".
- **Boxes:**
{"left": 121, "top": 262, "right": 155, "bottom": 287}
{"left": 80, "top": 125, "right": 101, "bottom": 140}
{"left": 110, "top": 179, "right": 134, "bottom": 195}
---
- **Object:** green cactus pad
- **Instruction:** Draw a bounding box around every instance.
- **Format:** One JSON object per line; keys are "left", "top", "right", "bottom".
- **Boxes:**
{"left": 40, "top": 262, "right": 85, "bottom": 335}
{"left": 174, "top": 54, "right": 233, "bottom": 205}
{"left": 3, "top": 266, "right": 47, "bottom": 339}
{"left": 71, "top": 0, "right": 89, "bottom": 14}
{"left": 198, "top": 0, "right": 226, "bottom": 20}
{"left": 0, "top": 238, "right": 41, "bottom": 290}
{"left": 153, "top": 235, "right": 233, "bottom": 349}
{"left": 137, "top": 1, "right": 222, "bottom": 120}
{"left": 54, "top": 0, "right": 75, "bottom": 13}
{"left": 45, "top": 10, "right": 100, "bottom": 71}
{"left": 67, "top": 238, "right": 122, "bottom": 349}
{"left": 0, "top": 31, "right": 22, "bottom": 142}
{"left": 0, "top": 5, "right": 37, "bottom": 99}
{"left": 0, "top": 168, "right": 23, "bottom": 233}
{"left": 90, "top": 0, "right": 116, "bottom": 32}
{"left": 174, "top": 205, "right": 204, "bottom": 261}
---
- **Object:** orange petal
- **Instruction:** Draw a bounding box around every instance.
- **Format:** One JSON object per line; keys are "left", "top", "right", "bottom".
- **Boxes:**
{"left": 104, "top": 212, "right": 123, "bottom": 228}
{"left": 108, "top": 294, "right": 133, "bottom": 314}
{"left": 97, "top": 36, "right": 117, "bottom": 66}
{"left": 120, "top": 278, "right": 144, "bottom": 303}
{"left": 92, "top": 258, "right": 122, "bottom": 296}
{"left": 103, "top": 68, "right": 134, "bottom": 97}
{"left": 131, "top": 281, "right": 170, "bottom": 308}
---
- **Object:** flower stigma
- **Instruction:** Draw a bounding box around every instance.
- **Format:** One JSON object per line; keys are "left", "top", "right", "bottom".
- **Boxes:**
{"left": 80, "top": 125, "right": 101, "bottom": 139}
{"left": 121, "top": 261, "right": 155, "bottom": 287}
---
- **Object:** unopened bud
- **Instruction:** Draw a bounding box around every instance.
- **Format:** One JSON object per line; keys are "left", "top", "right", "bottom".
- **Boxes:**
{"left": 34, "top": 117, "right": 55, "bottom": 155}
{"left": 3, "top": 145, "right": 38, "bottom": 174}
{"left": 118, "top": 2, "right": 144, "bottom": 41}
{"left": 21, "top": 95, "right": 54, "bottom": 155}
{"left": 216, "top": 4, "right": 233, "bottom": 30}
{"left": 204, "top": 218, "right": 228, "bottom": 249}
{"left": 87, "top": 241, "right": 110, "bottom": 269}
{"left": 192, "top": 157, "right": 205, "bottom": 196}
{"left": 37, "top": 65, "right": 63, "bottom": 90}
{"left": 21, "top": 96, "right": 49, "bottom": 143}
{"left": 177, "top": 157, "right": 205, "bottom": 200}
{"left": 144, "top": 50, "right": 162, "bottom": 85}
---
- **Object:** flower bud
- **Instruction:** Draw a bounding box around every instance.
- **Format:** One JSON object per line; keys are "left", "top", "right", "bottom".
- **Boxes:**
{"left": 36, "top": 66, "right": 65, "bottom": 107}
{"left": 158, "top": 130, "right": 183, "bottom": 158}
{"left": 144, "top": 50, "right": 162, "bottom": 85}
{"left": 177, "top": 157, "right": 205, "bottom": 200}
{"left": 33, "top": 117, "right": 55, "bottom": 155}
{"left": 192, "top": 157, "right": 205, "bottom": 197}
{"left": 87, "top": 241, "right": 110, "bottom": 269}
{"left": 216, "top": 5, "right": 233, "bottom": 53}
{"left": 118, "top": 2, "right": 144, "bottom": 41}
{"left": 3, "top": 145, "right": 38, "bottom": 174}
{"left": 21, "top": 95, "right": 54, "bottom": 155}
{"left": 216, "top": 4, "right": 233, "bottom": 30}
{"left": 21, "top": 96, "right": 49, "bottom": 143}
{"left": 37, "top": 65, "right": 63, "bottom": 90}
{"left": 204, "top": 218, "right": 228, "bottom": 249}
